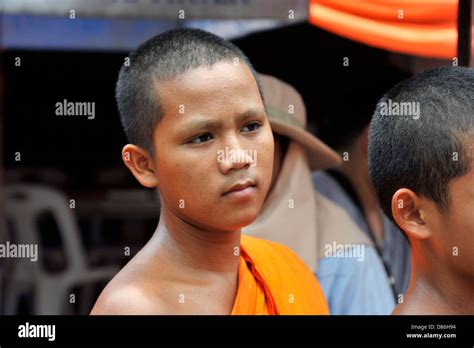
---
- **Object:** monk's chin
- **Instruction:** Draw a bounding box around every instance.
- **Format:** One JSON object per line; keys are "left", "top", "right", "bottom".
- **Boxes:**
{"left": 220, "top": 212, "right": 259, "bottom": 231}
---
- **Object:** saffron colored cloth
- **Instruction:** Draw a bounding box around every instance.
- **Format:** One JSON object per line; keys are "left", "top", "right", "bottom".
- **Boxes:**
{"left": 309, "top": 0, "right": 473, "bottom": 59}
{"left": 231, "top": 235, "right": 330, "bottom": 315}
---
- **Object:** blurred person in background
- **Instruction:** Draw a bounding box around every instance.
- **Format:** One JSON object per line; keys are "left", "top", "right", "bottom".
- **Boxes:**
{"left": 312, "top": 89, "right": 411, "bottom": 303}
{"left": 244, "top": 74, "right": 396, "bottom": 314}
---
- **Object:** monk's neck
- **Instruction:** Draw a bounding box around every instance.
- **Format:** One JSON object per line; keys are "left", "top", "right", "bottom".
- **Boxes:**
{"left": 394, "top": 251, "right": 474, "bottom": 315}
{"left": 151, "top": 205, "right": 241, "bottom": 274}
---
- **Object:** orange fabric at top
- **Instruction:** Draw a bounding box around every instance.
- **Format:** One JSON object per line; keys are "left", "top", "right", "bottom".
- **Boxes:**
{"left": 231, "top": 235, "right": 329, "bottom": 315}
{"left": 309, "top": 0, "right": 474, "bottom": 59}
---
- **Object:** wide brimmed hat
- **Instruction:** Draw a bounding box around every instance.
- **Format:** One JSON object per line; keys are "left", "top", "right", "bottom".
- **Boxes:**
{"left": 259, "top": 73, "right": 341, "bottom": 171}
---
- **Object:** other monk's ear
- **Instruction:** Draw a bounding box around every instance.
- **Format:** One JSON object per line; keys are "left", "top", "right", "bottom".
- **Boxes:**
{"left": 391, "top": 188, "right": 431, "bottom": 240}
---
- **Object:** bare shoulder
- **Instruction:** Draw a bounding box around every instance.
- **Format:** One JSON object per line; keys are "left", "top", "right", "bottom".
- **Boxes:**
{"left": 90, "top": 254, "right": 168, "bottom": 315}
{"left": 90, "top": 283, "right": 162, "bottom": 315}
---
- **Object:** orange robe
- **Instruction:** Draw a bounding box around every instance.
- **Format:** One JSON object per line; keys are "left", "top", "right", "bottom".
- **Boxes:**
{"left": 231, "top": 235, "right": 329, "bottom": 315}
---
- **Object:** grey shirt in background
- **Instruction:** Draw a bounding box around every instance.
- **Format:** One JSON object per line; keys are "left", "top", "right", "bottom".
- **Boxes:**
{"left": 312, "top": 171, "right": 411, "bottom": 297}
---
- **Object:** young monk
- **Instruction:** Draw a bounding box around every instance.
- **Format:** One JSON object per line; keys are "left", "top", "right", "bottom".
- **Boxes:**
{"left": 368, "top": 66, "right": 474, "bottom": 314}
{"left": 91, "top": 28, "right": 329, "bottom": 315}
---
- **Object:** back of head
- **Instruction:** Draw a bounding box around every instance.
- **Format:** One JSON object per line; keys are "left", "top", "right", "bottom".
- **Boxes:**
{"left": 368, "top": 66, "right": 474, "bottom": 223}
{"left": 115, "top": 28, "right": 262, "bottom": 154}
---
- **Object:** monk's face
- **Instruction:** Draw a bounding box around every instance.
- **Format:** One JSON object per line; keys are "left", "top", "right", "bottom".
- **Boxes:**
{"left": 152, "top": 62, "right": 274, "bottom": 232}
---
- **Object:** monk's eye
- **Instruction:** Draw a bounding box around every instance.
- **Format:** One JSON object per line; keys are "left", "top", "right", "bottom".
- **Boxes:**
{"left": 188, "top": 133, "right": 213, "bottom": 144}
{"left": 241, "top": 122, "right": 262, "bottom": 133}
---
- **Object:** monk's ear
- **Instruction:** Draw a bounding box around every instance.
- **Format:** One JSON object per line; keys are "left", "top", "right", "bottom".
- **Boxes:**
{"left": 121, "top": 144, "right": 158, "bottom": 188}
{"left": 391, "top": 188, "right": 431, "bottom": 240}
